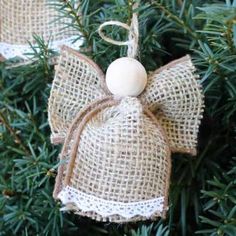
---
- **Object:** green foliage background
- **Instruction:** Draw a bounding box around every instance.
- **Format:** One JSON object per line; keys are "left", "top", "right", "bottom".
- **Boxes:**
{"left": 0, "top": 0, "right": 236, "bottom": 235}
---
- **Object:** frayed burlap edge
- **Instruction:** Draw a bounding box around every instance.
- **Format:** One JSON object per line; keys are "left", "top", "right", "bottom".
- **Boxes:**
{"left": 140, "top": 54, "right": 204, "bottom": 156}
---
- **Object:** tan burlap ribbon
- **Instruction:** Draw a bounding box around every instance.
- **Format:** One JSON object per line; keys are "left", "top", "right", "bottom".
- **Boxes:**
{"left": 48, "top": 3, "right": 204, "bottom": 222}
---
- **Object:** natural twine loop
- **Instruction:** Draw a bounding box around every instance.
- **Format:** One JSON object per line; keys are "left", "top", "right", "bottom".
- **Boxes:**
{"left": 98, "top": 3, "right": 139, "bottom": 58}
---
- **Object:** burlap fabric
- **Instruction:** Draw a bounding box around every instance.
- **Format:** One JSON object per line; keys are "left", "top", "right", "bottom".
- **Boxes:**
{"left": 48, "top": 46, "right": 107, "bottom": 144}
{"left": 0, "top": 0, "right": 77, "bottom": 44}
{"left": 0, "top": 0, "right": 81, "bottom": 60}
{"left": 48, "top": 46, "right": 204, "bottom": 222}
{"left": 57, "top": 97, "right": 171, "bottom": 222}
{"left": 140, "top": 56, "right": 204, "bottom": 155}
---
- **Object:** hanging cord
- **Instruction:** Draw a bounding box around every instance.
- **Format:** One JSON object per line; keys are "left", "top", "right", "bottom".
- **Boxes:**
{"left": 98, "top": 3, "right": 139, "bottom": 59}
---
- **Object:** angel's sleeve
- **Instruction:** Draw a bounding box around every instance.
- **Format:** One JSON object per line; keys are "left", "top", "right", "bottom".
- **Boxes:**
{"left": 48, "top": 46, "right": 107, "bottom": 144}
{"left": 141, "top": 55, "right": 204, "bottom": 155}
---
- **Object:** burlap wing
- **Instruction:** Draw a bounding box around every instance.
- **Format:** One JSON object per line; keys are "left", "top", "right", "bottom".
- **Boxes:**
{"left": 48, "top": 46, "right": 107, "bottom": 144}
{"left": 140, "top": 55, "right": 204, "bottom": 155}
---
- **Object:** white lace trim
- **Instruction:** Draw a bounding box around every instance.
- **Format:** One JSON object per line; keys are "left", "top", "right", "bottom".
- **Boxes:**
{"left": 58, "top": 186, "right": 165, "bottom": 218}
{"left": 0, "top": 36, "right": 83, "bottom": 59}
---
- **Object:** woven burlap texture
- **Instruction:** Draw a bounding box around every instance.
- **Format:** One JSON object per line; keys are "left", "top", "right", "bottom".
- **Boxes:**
{"left": 0, "top": 0, "right": 76, "bottom": 44}
{"left": 140, "top": 56, "right": 204, "bottom": 155}
{"left": 0, "top": 0, "right": 83, "bottom": 61}
{"left": 48, "top": 46, "right": 204, "bottom": 222}
{"left": 57, "top": 97, "right": 171, "bottom": 222}
{"left": 48, "top": 46, "right": 107, "bottom": 144}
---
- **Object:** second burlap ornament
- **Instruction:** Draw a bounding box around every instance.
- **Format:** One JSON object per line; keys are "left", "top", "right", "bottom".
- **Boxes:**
{"left": 0, "top": 0, "right": 82, "bottom": 61}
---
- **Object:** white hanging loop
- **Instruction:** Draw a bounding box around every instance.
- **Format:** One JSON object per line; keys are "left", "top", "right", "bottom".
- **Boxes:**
{"left": 98, "top": 3, "right": 139, "bottom": 58}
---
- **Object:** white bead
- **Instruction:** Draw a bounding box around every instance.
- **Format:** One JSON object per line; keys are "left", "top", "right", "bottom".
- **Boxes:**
{"left": 105, "top": 57, "right": 147, "bottom": 97}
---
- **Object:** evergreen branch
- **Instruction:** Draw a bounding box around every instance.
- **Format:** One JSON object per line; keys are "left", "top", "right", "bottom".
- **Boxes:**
{"left": 61, "top": 0, "right": 90, "bottom": 44}
{"left": 0, "top": 111, "right": 29, "bottom": 155}
{"left": 1, "top": 0, "right": 236, "bottom": 235}
{"left": 152, "top": 2, "right": 199, "bottom": 40}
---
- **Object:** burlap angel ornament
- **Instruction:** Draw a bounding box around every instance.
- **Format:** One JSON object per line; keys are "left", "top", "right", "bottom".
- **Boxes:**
{"left": 0, "top": 0, "right": 82, "bottom": 61}
{"left": 48, "top": 10, "right": 204, "bottom": 223}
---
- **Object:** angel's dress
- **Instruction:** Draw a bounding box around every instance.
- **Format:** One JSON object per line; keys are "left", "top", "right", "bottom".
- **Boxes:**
{"left": 0, "top": 0, "right": 82, "bottom": 60}
{"left": 48, "top": 46, "right": 204, "bottom": 222}
{"left": 58, "top": 97, "right": 171, "bottom": 222}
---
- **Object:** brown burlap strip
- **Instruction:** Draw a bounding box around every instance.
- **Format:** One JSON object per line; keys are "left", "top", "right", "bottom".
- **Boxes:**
{"left": 64, "top": 99, "right": 120, "bottom": 185}
{"left": 53, "top": 96, "right": 113, "bottom": 199}
{"left": 48, "top": 46, "right": 108, "bottom": 145}
{"left": 0, "top": 0, "right": 77, "bottom": 45}
{"left": 58, "top": 97, "right": 171, "bottom": 222}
